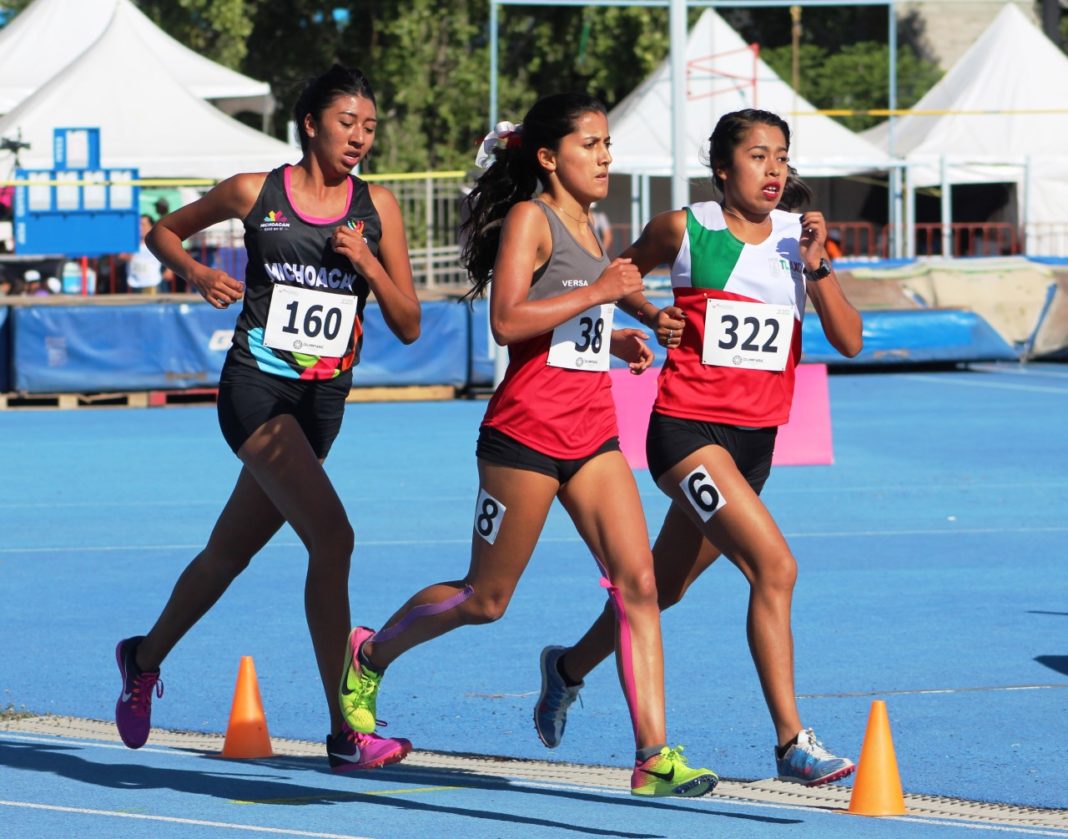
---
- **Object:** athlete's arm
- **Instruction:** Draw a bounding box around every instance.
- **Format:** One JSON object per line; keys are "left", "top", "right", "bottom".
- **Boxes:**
{"left": 617, "top": 210, "right": 687, "bottom": 345}
{"left": 147, "top": 173, "right": 263, "bottom": 309}
{"left": 489, "top": 202, "right": 642, "bottom": 346}
{"left": 799, "top": 210, "right": 863, "bottom": 358}
{"left": 344, "top": 184, "right": 420, "bottom": 344}
{"left": 609, "top": 327, "right": 654, "bottom": 374}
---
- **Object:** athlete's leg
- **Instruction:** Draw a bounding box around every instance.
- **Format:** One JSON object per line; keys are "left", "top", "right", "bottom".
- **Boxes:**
{"left": 234, "top": 414, "right": 356, "bottom": 733}
{"left": 363, "top": 461, "right": 559, "bottom": 668}
{"left": 658, "top": 444, "right": 802, "bottom": 745}
{"left": 563, "top": 502, "right": 723, "bottom": 682}
{"left": 556, "top": 451, "right": 665, "bottom": 749}
{"left": 136, "top": 466, "right": 286, "bottom": 672}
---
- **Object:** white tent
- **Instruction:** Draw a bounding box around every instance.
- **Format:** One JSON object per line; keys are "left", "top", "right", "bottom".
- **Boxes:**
{"left": 0, "top": 0, "right": 273, "bottom": 119}
{"left": 0, "top": 0, "right": 295, "bottom": 179}
{"left": 608, "top": 8, "right": 891, "bottom": 178}
{"left": 862, "top": 4, "right": 1068, "bottom": 255}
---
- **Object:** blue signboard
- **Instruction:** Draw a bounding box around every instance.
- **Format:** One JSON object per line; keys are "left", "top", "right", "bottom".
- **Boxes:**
{"left": 14, "top": 127, "right": 140, "bottom": 257}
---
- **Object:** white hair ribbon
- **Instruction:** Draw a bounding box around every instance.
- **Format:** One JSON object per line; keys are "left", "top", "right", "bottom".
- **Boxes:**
{"left": 475, "top": 120, "right": 522, "bottom": 170}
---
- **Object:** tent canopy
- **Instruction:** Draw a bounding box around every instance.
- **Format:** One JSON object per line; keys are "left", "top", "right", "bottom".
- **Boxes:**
{"left": 0, "top": 0, "right": 273, "bottom": 118}
{"left": 607, "top": 9, "right": 890, "bottom": 178}
{"left": 0, "top": 0, "right": 295, "bottom": 179}
{"left": 862, "top": 4, "right": 1068, "bottom": 229}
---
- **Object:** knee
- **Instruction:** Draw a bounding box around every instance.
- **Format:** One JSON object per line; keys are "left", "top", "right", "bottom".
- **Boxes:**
{"left": 750, "top": 552, "right": 797, "bottom": 595}
{"left": 611, "top": 562, "right": 659, "bottom": 611}
{"left": 464, "top": 589, "right": 511, "bottom": 624}
{"left": 199, "top": 544, "right": 254, "bottom": 580}
{"left": 309, "top": 518, "right": 355, "bottom": 564}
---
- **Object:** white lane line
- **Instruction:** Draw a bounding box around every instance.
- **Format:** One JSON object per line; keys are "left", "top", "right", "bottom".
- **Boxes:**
{"left": 972, "top": 364, "right": 1068, "bottom": 380}
{"left": 799, "top": 684, "right": 1068, "bottom": 699}
{"left": 0, "top": 801, "right": 372, "bottom": 838}
{"left": 5, "top": 479, "right": 1068, "bottom": 511}
{"left": 903, "top": 374, "right": 1068, "bottom": 394}
{"left": 3, "top": 525, "right": 1067, "bottom": 555}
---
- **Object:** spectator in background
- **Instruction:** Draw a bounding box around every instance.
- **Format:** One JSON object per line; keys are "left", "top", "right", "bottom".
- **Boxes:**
{"left": 122, "top": 214, "right": 174, "bottom": 294}
{"left": 22, "top": 269, "right": 49, "bottom": 296}
{"left": 825, "top": 229, "right": 843, "bottom": 260}
{"left": 591, "top": 202, "right": 614, "bottom": 255}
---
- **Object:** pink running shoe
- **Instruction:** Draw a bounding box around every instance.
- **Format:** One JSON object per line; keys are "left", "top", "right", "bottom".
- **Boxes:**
{"left": 326, "top": 723, "right": 412, "bottom": 772}
{"left": 115, "top": 636, "right": 163, "bottom": 749}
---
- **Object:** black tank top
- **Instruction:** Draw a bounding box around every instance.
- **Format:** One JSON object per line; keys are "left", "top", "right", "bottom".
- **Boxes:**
{"left": 229, "top": 165, "right": 380, "bottom": 380}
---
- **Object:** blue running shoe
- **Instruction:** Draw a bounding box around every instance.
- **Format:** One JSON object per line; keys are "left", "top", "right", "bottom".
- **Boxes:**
{"left": 533, "top": 645, "right": 582, "bottom": 748}
{"left": 776, "top": 728, "right": 855, "bottom": 786}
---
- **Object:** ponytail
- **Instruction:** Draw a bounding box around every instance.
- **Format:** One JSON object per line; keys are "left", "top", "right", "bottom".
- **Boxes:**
{"left": 460, "top": 93, "right": 607, "bottom": 300}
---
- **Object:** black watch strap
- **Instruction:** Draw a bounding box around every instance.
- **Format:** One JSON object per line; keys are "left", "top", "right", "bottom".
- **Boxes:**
{"left": 804, "top": 257, "right": 832, "bottom": 281}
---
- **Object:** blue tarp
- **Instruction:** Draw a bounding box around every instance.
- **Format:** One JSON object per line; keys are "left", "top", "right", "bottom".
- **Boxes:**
{"left": 0, "top": 307, "right": 9, "bottom": 392}
{"left": 13, "top": 302, "right": 239, "bottom": 392}
{"left": 10, "top": 299, "right": 469, "bottom": 393}
{"left": 1, "top": 299, "right": 1030, "bottom": 394}
{"left": 357, "top": 299, "right": 468, "bottom": 387}
{"left": 802, "top": 308, "right": 1018, "bottom": 364}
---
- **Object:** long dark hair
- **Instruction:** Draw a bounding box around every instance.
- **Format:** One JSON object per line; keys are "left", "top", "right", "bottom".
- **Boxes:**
{"left": 707, "top": 109, "right": 812, "bottom": 211}
{"left": 294, "top": 65, "right": 376, "bottom": 153}
{"left": 460, "top": 93, "right": 607, "bottom": 299}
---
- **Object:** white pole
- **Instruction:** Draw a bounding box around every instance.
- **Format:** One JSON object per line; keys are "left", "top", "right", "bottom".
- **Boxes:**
{"left": 940, "top": 155, "right": 952, "bottom": 258}
{"left": 630, "top": 172, "right": 641, "bottom": 241}
{"left": 669, "top": 0, "right": 689, "bottom": 209}
{"left": 1021, "top": 154, "right": 1032, "bottom": 256}
{"left": 904, "top": 162, "right": 915, "bottom": 259}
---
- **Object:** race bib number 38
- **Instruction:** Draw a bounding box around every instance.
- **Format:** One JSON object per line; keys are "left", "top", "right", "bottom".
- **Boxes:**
{"left": 547, "top": 303, "right": 614, "bottom": 371}
{"left": 702, "top": 299, "right": 795, "bottom": 372}
{"left": 263, "top": 284, "right": 357, "bottom": 357}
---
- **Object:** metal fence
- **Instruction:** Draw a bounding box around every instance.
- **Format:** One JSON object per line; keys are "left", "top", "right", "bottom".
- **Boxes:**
{"left": 366, "top": 171, "right": 470, "bottom": 293}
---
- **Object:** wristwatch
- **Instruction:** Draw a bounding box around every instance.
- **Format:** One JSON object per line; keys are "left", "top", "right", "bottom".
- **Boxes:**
{"left": 804, "top": 258, "right": 832, "bottom": 281}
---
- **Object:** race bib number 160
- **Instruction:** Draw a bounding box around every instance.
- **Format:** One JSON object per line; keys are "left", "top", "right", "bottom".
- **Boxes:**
{"left": 263, "top": 284, "right": 357, "bottom": 357}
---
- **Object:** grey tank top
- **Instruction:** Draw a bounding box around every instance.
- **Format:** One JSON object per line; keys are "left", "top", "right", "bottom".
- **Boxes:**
{"left": 526, "top": 200, "right": 610, "bottom": 301}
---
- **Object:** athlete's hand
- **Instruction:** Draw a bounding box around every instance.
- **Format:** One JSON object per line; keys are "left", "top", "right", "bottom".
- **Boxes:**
{"left": 593, "top": 258, "right": 643, "bottom": 304}
{"left": 610, "top": 328, "right": 655, "bottom": 374}
{"left": 653, "top": 305, "right": 686, "bottom": 349}
{"left": 799, "top": 210, "right": 828, "bottom": 270}
{"left": 332, "top": 224, "right": 375, "bottom": 272}
{"left": 189, "top": 265, "right": 244, "bottom": 309}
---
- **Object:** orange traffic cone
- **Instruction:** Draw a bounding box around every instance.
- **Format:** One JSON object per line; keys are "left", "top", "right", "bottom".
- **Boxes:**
{"left": 848, "top": 700, "right": 906, "bottom": 816}
{"left": 220, "top": 656, "right": 273, "bottom": 759}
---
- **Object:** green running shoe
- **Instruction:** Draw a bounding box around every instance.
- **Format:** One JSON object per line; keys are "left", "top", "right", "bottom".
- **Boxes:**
{"left": 339, "top": 626, "right": 382, "bottom": 734}
{"left": 630, "top": 745, "right": 718, "bottom": 797}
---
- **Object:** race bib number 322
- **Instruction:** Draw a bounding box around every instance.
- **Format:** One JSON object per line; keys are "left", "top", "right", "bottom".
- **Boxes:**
{"left": 263, "top": 284, "right": 357, "bottom": 357}
{"left": 702, "top": 299, "right": 794, "bottom": 371}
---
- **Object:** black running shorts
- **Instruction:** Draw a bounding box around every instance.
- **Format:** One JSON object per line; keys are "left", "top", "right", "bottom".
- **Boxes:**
{"left": 476, "top": 425, "right": 620, "bottom": 484}
{"left": 216, "top": 359, "right": 351, "bottom": 459}
{"left": 645, "top": 412, "right": 776, "bottom": 493}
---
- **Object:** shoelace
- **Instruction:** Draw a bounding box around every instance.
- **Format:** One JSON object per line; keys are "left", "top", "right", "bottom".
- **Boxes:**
{"left": 800, "top": 728, "right": 835, "bottom": 760}
{"left": 354, "top": 668, "right": 381, "bottom": 703}
{"left": 130, "top": 673, "right": 164, "bottom": 716}
{"left": 659, "top": 745, "right": 690, "bottom": 767}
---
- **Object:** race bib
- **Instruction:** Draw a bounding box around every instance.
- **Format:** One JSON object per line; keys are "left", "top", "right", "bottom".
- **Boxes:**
{"left": 702, "top": 299, "right": 794, "bottom": 372}
{"left": 263, "top": 284, "right": 357, "bottom": 357}
{"left": 546, "top": 304, "right": 614, "bottom": 371}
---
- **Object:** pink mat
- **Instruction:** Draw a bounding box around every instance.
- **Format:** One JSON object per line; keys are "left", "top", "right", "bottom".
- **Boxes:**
{"left": 609, "top": 363, "right": 834, "bottom": 470}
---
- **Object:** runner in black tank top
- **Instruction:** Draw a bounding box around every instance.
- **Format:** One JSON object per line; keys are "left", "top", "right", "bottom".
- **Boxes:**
{"left": 112, "top": 65, "right": 421, "bottom": 774}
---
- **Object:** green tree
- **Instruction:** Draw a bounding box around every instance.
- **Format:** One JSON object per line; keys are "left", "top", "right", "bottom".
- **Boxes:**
{"left": 762, "top": 41, "right": 943, "bottom": 131}
{"left": 138, "top": 0, "right": 253, "bottom": 70}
